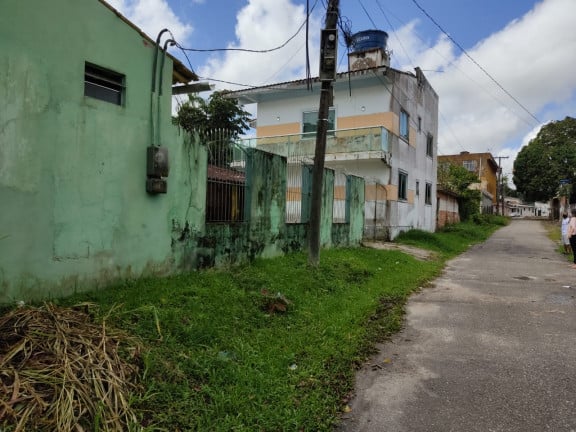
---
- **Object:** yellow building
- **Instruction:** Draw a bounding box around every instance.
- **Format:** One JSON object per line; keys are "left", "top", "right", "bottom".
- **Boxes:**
{"left": 438, "top": 151, "right": 499, "bottom": 209}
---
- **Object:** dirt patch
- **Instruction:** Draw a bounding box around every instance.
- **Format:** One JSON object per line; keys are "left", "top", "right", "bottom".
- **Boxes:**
{"left": 362, "top": 241, "right": 436, "bottom": 261}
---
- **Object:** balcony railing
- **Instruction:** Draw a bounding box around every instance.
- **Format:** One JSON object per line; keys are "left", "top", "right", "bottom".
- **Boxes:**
{"left": 235, "top": 125, "right": 394, "bottom": 163}
{"left": 233, "top": 126, "right": 396, "bottom": 224}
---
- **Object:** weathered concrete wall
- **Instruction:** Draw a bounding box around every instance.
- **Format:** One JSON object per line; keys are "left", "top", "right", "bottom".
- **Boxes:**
{"left": 437, "top": 191, "right": 460, "bottom": 229}
{"left": 0, "top": 0, "right": 207, "bottom": 303}
{"left": 194, "top": 163, "right": 365, "bottom": 267}
{"left": 194, "top": 150, "right": 287, "bottom": 267}
{"left": 0, "top": 0, "right": 366, "bottom": 304}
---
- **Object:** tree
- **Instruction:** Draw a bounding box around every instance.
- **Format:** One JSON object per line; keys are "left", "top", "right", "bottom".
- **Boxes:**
{"left": 438, "top": 162, "right": 482, "bottom": 221}
{"left": 513, "top": 117, "right": 576, "bottom": 202}
{"left": 174, "top": 91, "right": 251, "bottom": 137}
{"left": 501, "top": 175, "right": 519, "bottom": 198}
{"left": 174, "top": 91, "right": 251, "bottom": 164}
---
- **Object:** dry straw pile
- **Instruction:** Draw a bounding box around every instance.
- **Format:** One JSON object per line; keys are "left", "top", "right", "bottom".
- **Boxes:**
{"left": 0, "top": 303, "right": 142, "bottom": 431}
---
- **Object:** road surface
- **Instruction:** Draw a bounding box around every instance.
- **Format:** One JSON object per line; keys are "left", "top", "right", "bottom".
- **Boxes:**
{"left": 338, "top": 219, "right": 576, "bottom": 432}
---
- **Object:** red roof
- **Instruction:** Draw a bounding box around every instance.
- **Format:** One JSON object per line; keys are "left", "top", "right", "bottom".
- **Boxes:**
{"left": 207, "top": 165, "right": 245, "bottom": 183}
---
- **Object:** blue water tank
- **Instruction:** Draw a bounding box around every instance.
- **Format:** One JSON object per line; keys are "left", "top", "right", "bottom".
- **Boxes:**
{"left": 350, "top": 30, "right": 388, "bottom": 53}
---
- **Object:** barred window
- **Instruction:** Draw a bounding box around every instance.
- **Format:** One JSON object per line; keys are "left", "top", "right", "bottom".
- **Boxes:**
{"left": 84, "top": 62, "right": 124, "bottom": 105}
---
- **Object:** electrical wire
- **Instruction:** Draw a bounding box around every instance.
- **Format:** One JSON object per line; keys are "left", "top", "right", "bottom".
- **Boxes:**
{"left": 171, "top": 0, "right": 322, "bottom": 94}
{"left": 374, "top": 0, "right": 415, "bottom": 69}
{"left": 305, "top": 0, "right": 312, "bottom": 90}
{"left": 364, "top": 0, "right": 538, "bottom": 142}
{"left": 176, "top": 0, "right": 319, "bottom": 55}
{"left": 409, "top": 0, "right": 541, "bottom": 125}
{"left": 359, "top": 3, "right": 467, "bottom": 152}
{"left": 357, "top": 0, "right": 378, "bottom": 29}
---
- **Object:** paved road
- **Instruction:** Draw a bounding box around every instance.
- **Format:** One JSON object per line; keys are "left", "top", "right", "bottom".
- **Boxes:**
{"left": 338, "top": 220, "right": 576, "bottom": 432}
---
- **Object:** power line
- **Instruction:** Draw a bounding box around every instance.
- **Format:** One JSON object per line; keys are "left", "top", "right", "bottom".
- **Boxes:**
{"left": 409, "top": 0, "right": 541, "bottom": 125}
{"left": 357, "top": 0, "right": 378, "bottom": 29}
{"left": 367, "top": 2, "right": 536, "bottom": 130}
{"left": 176, "top": 0, "right": 319, "bottom": 54}
{"left": 374, "top": 0, "right": 415, "bottom": 70}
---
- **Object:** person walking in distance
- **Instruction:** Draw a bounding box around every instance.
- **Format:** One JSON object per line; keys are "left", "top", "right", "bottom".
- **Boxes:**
{"left": 568, "top": 209, "right": 576, "bottom": 268}
{"left": 561, "top": 212, "right": 572, "bottom": 254}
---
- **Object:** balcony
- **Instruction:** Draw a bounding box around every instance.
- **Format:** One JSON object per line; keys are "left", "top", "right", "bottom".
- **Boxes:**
{"left": 236, "top": 126, "right": 394, "bottom": 165}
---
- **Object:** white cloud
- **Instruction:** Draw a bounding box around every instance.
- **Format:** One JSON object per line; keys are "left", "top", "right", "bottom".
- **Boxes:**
{"left": 170, "top": 0, "right": 574, "bottom": 165}
{"left": 387, "top": 0, "right": 576, "bottom": 160}
{"left": 198, "top": 0, "right": 322, "bottom": 90}
{"left": 105, "top": 0, "right": 193, "bottom": 43}
{"left": 496, "top": 123, "right": 544, "bottom": 188}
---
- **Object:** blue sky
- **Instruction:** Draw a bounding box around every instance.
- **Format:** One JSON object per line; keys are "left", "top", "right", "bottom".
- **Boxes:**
{"left": 108, "top": 0, "right": 576, "bottom": 183}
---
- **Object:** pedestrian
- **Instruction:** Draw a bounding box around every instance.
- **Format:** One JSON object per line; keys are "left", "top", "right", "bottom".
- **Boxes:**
{"left": 561, "top": 212, "right": 571, "bottom": 254}
{"left": 567, "top": 209, "right": 576, "bottom": 268}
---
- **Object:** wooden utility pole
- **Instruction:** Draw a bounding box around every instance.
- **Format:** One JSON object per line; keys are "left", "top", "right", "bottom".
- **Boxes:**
{"left": 495, "top": 155, "right": 509, "bottom": 215}
{"left": 308, "top": 0, "right": 339, "bottom": 267}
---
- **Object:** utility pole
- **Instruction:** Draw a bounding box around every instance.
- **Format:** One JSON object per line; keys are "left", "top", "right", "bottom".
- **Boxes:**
{"left": 308, "top": 0, "right": 339, "bottom": 267}
{"left": 495, "top": 156, "right": 509, "bottom": 215}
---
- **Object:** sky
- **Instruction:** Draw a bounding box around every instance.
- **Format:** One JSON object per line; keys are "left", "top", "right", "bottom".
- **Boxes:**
{"left": 107, "top": 0, "right": 576, "bottom": 186}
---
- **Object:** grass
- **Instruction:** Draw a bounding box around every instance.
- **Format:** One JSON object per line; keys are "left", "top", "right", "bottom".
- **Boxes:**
{"left": 542, "top": 218, "right": 571, "bottom": 258}
{"left": 1, "top": 217, "right": 506, "bottom": 431}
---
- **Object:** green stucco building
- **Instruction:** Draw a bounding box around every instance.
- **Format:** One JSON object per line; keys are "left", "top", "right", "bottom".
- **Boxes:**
{"left": 1, "top": 0, "right": 366, "bottom": 304}
{"left": 0, "top": 0, "right": 206, "bottom": 302}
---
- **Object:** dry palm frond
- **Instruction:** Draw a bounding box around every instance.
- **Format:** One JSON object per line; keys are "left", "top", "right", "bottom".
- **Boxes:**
{"left": 0, "top": 303, "right": 142, "bottom": 431}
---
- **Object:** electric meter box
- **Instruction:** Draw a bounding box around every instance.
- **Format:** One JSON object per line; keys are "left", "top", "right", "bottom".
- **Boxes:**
{"left": 146, "top": 146, "right": 169, "bottom": 178}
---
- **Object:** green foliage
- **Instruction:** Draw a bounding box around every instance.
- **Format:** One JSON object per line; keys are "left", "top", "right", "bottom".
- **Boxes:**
{"left": 513, "top": 116, "right": 576, "bottom": 202}
{"left": 43, "top": 219, "right": 504, "bottom": 431}
{"left": 458, "top": 188, "right": 481, "bottom": 221}
{"left": 438, "top": 162, "right": 479, "bottom": 193}
{"left": 472, "top": 214, "right": 510, "bottom": 226}
{"left": 438, "top": 161, "right": 482, "bottom": 221}
{"left": 174, "top": 91, "right": 251, "bottom": 165}
{"left": 174, "top": 91, "right": 251, "bottom": 138}
{"left": 396, "top": 216, "right": 505, "bottom": 257}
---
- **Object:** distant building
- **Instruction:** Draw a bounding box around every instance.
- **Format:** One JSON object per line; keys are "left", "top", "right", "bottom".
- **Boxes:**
{"left": 506, "top": 198, "right": 551, "bottom": 218}
{"left": 438, "top": 151, "right": 499, "bottom": 213}
{"left": 228, "top": 30, "right": 439, "bottom": 240}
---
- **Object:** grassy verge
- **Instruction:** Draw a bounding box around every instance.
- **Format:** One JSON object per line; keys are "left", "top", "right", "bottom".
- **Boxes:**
{"left": 542, "top": 218, "right": 572, "bottom": 259}
{"left": 15, "top": 218, "right": 505, "bottom": 431}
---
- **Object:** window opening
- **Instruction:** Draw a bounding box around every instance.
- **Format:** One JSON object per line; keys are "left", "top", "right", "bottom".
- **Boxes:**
{"left": 400, "top": 109, "right": 409, "bottom": 140}
{"left": 84, "top": 62, "right": 125, "bottom": 105}
{"left": 302, "top": 108, "right": 335, "bottom": 138}
{"left": 425, "top": 182, "right": 432, "bottom": 205}
{"left": 398, "top": 170, "right": 408, "bottom": 201}
{"left": 463, "top": 160, "right": 477, "bottom": 172}
{"left": 426, "top": 134, "right": 434, "bottom": 157}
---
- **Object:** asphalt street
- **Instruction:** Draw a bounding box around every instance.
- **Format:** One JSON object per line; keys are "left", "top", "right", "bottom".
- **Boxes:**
{"left": 337, "top": 219, "right": 576, "bottom": 432}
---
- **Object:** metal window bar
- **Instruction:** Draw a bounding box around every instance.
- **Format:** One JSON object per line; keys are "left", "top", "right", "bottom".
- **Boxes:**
{"left": 204, "top": 129, "right": 247, "bottom": 223}
{"left": 256, "top": 136, "right": 313, "bottom": 223}
{"left": 364, "top": 180, "right": 388, "bottom": 240}
{"left": 235, "top": 126, "right": 396, "bottom": 224}
{"left": 333, "top": 170, "right": 347, "bottom": 223}
{"left": 286, "top": 163, "right": 303, "bottom": 223}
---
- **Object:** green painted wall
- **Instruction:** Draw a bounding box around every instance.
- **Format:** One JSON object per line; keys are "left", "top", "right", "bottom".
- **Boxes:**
{"left": 0, "top": 0, "right": 366, "bottom": 304}
{"left": 321, "top": 169, "right": 335, "bottom": 248}
{"left": 347, "top": 175, "right": 366, "bottom": 243}
{"left": 332, "top": 175, "right": 365, "bottom": 247}
{"left": 0, "top": 0, "right": 206, "bottom": 302}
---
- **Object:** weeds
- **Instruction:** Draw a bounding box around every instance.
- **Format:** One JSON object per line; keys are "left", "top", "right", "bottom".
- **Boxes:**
{"left": 0, "top": 303, "right": 141, "bottom": 431}
{"left": 1, "top": 219, "right": 505, "bottom": 431}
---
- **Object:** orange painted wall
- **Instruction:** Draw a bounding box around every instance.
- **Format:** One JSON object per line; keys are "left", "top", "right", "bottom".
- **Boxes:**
{"left": 257, "top": 122, "right": 300, "bottom": 138}
{"left": 338, "top": 112, "right": 397, "bottom": 132}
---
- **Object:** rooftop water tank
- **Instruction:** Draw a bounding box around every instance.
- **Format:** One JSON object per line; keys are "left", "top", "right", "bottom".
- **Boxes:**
{"left": 350, "top": 30, "right": 389, "bottom": 53}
